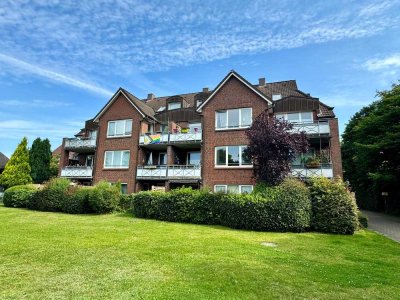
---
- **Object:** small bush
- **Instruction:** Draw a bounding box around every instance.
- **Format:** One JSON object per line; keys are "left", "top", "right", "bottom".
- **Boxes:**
{"left": 357, "top": 212, "right": 368, "bottom": 228}
{"left": 118, "top": 194, "right": 134, "bottom": 212}
{"left": 88, "top": 181, "right": 120, "bottom": 214}
{"left": 27, "top": 178, "right": 71, "bottom": 212}
{"left": 308, "top": 177, "right": 358, "bottom": 234}
{"left": 3, "top": 185, "right": 37, "bottom": 208}
{"left": 62, "top": 187, "right": 92, "bottom": 214}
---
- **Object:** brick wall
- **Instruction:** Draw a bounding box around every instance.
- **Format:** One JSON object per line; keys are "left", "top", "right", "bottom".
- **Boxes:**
{"left": 200, "top": 76, "right": 270, "bottom": 189}
{"left": 93, "top": 94, "right": 143, "bottom": 193}
{"left": 329, "top": 118, "right": 343, "bottom": 177}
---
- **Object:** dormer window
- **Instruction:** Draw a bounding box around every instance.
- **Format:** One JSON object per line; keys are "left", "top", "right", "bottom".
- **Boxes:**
{"left": 168, "top": 102, "right": 181, "bottom": 110}
{"left": 272, "top": 94, "right": 282, "bottom": 101}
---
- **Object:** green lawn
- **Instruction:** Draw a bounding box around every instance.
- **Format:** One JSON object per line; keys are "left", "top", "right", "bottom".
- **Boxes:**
{"left": 0, "top": 206, "right": 399, "bottom": 299}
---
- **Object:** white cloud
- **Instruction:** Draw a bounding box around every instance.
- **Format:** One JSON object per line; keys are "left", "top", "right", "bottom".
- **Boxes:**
{"left": 320, "top": 95, "right": 370, "bottom": 107}
{"left": 363, "top": 54, "right": 400, "bottom": 71}
{"left": 0, "top": 53, "right": 114, "bottom": 97}
{"left": 0, "top": 99, "right": 71, "bottom": 108}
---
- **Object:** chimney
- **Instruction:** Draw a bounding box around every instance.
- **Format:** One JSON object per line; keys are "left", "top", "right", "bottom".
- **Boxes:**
{"left": 202, "top": 87, "right": 209, "bottom": 93}
{"left": 258, "top": 78, "right": 266, "bottom": 86}
{"left": 147, "top": 93, "right": 155, "bottom": 100}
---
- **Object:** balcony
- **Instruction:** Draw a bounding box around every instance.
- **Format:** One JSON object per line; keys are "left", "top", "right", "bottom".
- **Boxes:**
{"left": 291, "top": 164, "right": 333, "bottom": 178}
{"left": 136, "top": 165, "right": 201, "bottom": 180}
{"left": 139, "top": 129, "right": 202, "bottom": 146}
{"left": 291, "top": 121, "right": 330, "bottom": 136}
{"left": 61, "top": 166, "right": 93, "bottom": 179}
{"left": 64, "top": 138, "right": 96, "bottom": 152}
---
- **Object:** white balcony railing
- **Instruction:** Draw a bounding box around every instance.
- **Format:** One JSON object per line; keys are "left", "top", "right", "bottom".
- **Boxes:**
{"left": 291, "top": 121, "right": 330, "bottom": 135}
{"left": 291, "top": 164, "right": 333, "bottom": 178}
{"left": 139, "top": 130, "right": 202, "bottom": 145}
{"left": 136, "top": 165, "right": 201, "bottom": 179}
{"left": 61, "top": 166, "right": 93, "bottom": 179}
{"left": 64, "top": 138, "right": 96, "bottom": 150}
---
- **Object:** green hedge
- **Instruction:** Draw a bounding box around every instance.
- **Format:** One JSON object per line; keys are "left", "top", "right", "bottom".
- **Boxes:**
{"left": 3, "top": 185, "right": 37, "bottom": 208}
{"left": 308, "top": 177, "right": 358, "bottom": 234}
{"left": 88, "top": 181, "right": 120, "bottom": 214}
{"left": 133, "top": 178, "right": 312, "bottom": 232}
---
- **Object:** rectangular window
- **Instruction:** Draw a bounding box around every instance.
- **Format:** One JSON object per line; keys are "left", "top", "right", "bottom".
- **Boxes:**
{"left": 159, "top": 153, "right": 167, "bottom": 165}
{"left": 275, "top": 112, "right": 313, "bottom": 123}
{"left": 214, "top": 185, "right": 253, "bottom": 194}
{"left": 121, "top": 183, "right": 128, "bottom": 194}
{"left": 215, "top": 108, "right": 252, "bottom": 129}
{"left": 107, "top": 119, "right": 132, "bottom": 137}
{"left": 187, "top": 151, "right": 201, "bottom": 165}
{"left": 104, "top": 150, "right": 130, "bottom": 168}
{"left": 168, "top": 102, "right": 181, "bottom": 110}
{"left": 215, "top": 146, "right": 252, "bottom": 167}
{"left": 272, "top": 94, "right": 282, "bottom": 101}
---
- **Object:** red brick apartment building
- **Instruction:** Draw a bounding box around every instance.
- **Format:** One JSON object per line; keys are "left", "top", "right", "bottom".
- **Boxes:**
{"left": 59, "top": 71, "right": 342, "bottom": 194}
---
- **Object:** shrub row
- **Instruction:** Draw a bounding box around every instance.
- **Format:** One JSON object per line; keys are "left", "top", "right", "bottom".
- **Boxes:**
{"left": 132, "top": 177, "right": 360, "bottom": 234}
{"left": 4, "top": 178, "right": 121, "bottom": 214}
{"left": 133, "top": 178, "right": 312, "bottom": 232}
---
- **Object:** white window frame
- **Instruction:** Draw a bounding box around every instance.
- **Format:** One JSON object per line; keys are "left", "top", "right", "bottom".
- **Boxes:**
{"left": 168, "top": 102, "right": 181, "bottom": 110}
{"left": 104, "top": 150, "right": 130, "bottom": 169}
{"left": 214, "top": 185, "right": 253, "bottom": 194}
{"left": 274, "top": 112, "right": 313, "bottom": 123}
{"left": 272, "top": 94, "right": 282, "bottom": 101}
{"left": 107, "top": 119, "right": 132, "bottom": 138}
{"left": 214, "top": 145, "right": 252, "bottom": 168}
{"left": 215, "top": 107, "right": 252, "bottom": 130}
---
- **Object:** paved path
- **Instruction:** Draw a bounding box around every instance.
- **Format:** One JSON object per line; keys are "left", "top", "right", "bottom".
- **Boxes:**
{"left": 361, "top": 210, "right": 400, "bottom": 242}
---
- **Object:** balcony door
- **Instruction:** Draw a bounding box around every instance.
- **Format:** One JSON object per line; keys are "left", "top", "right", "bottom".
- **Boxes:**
{"left": 187, "top": 151, "right": 201, "bottom": 166}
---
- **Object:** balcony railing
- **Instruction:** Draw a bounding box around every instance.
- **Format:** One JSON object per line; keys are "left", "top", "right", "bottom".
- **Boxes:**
{"left": 291, "top": 121, "right": 330, "bottom": 136}
{"left": 291, "top": 164, "right": 333, "bottom": 178}
{"left": 64, "top": 138, "right": 96, "bottom": 150}
{"left": 136, "top": 165, "right": 201, "bottom": 179}
{"left": 60, "top": 166, "right": 93, "bottom": 179}
{"left": 139, "top": 130, "right": 202, "bottom": 145}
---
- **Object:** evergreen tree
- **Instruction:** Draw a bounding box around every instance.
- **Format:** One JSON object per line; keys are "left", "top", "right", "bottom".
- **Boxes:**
{"left": 29, "top": 138, "right": 52, "bottom": 183}
{"left": 0, "top": 137, "right": 32, "bottom": 188}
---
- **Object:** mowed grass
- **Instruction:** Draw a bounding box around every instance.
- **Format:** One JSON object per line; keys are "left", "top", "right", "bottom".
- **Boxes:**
{"left": 0, "top": 206, "right": 399, "bottom": 300}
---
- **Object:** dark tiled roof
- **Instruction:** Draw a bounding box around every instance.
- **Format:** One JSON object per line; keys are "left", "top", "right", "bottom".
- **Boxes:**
{"left": 319, "top": 102, "right": 335, "bottom": 118}
{"left": 118, "top": 77, "right": 334, "bottom": 120}
{"left": 121, "top": 88, "right": 156, "bottom": 118}
{"left": 142, "top": 92, "right": 198, "bottom": 112}
{"left": 0, "top": 152, "right": 9, "bottom": 169}
{"left": 52, "top": 145, "right": 62, "bottom": 156}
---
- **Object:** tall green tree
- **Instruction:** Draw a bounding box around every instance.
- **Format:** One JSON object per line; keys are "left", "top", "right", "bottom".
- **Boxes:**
{"left": 29, "top": 138, "right": 52, "bottom": 183}
{"left": 342, "top": 82, "right": 400, "bottom": 213}
{"left": 0, "top": 137, "right": 32, "bottom": 188}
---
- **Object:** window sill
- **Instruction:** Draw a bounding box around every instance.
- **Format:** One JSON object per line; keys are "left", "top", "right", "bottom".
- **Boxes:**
{"left": 214, "top": 165, "right": 253, "bottom": 169}
{"left": 107, "top": 135, "right": 132, "bottom": 139}
{"left": 103, "top": 167, "right": 130, "bottom": 170}
{"left": 215, "top": 126, "right": 250, "bottom": 132}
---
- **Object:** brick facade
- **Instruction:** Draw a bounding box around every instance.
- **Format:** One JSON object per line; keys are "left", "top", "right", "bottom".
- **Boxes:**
{"left": 201, "top": 76, "right": 269, "bottom": 189}
{"left": 93, "top": 94, "right": 143, "bottom": 193}
{"left": 58, "top": 71, "right": 343, "bottom": 192}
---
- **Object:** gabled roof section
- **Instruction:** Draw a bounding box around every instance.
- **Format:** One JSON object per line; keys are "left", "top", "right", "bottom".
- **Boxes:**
{"left": 196, "top": 70, "right": 272, "bottom": 112}
{"left": 0, "top": 152, "right": 9, "bottom": 169}
{"left": 93, "top": 88, "right": 155, "bottom": 122}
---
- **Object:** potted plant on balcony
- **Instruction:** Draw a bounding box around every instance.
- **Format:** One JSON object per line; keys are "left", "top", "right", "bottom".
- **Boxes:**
{"left": 305, "top": 156, "right": 321, "bottom": 168}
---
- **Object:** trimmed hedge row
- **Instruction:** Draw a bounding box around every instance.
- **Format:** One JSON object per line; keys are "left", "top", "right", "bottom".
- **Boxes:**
{"left": 133, "top": 178, "right": 312, "bottom": 232}
{"left": 132, "top": 177, "right": 360, "bottom": 234}
{"left": 5, "top": 178, "right": 121, "bottom": 214}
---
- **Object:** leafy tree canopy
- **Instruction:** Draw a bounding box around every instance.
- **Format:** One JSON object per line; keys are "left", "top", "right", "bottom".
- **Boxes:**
{"left": 244, "top": 111, "right": 309, "bottom": 185}
{"left": 0, "top": 137, "right": 32, "bottom": 189}
{"left": 342, "top": 82, "right": 400, "bottom": 212}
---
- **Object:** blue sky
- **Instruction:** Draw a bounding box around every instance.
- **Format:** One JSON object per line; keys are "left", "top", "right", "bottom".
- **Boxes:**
{"left": 1, "top": 0, "right": 400, "bottom": 157}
